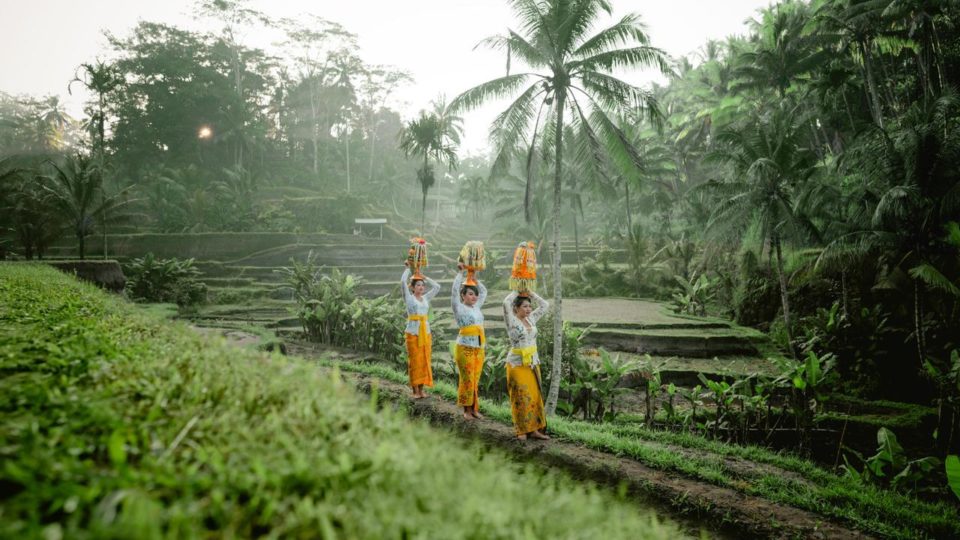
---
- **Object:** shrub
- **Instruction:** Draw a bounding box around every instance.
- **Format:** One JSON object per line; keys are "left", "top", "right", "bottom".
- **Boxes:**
{"left": 279, "top": 253, "right": 406, "bottom": 363}
{"left": 124, "top": 253, "right": 207, "bottom": 307}
{"left": 670, "top": 272, "right": 715, "bottom": 316}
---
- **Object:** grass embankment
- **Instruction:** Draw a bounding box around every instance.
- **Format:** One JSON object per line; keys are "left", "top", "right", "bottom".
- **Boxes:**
{"left": 321, "top": 358, "right": 960, "bottom": 540}
{"left": 0, "top": 264, "right": 679, "bottom": 539}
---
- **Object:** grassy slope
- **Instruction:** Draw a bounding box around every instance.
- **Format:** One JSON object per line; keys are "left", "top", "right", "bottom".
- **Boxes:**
{"left": 0, "top": 264, "right": 678, "bottom": 539}
{"left": 321, "top": 359, "right": 960, "bottom": 540}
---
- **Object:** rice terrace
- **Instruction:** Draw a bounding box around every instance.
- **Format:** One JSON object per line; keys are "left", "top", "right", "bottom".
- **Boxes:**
{"left": 2, "top": 0, "right": 960, "bottom": 538}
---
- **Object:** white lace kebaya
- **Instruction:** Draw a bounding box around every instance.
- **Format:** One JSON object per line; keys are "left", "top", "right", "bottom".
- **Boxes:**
{"left": 451, "top": 270, "right": 488, "bottom": 348}
{"left": 502, "top": 290, "right": 549, "bottom": 367}
{"left": 401, "top": 268, "right": 440, "bottom": 336}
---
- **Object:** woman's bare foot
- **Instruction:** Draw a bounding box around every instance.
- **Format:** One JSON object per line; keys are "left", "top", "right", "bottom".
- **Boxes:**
{"left": 516, "top": 434, "right": 528, "bottom": 440}
{"left": 463, "top": 411, "right": 475, "bottom": 420}
{"left": 471, "top": 411, "right": 484, "bottom": 419}
{"left": 530, "top": 430, "right": 550, "bottom": 440}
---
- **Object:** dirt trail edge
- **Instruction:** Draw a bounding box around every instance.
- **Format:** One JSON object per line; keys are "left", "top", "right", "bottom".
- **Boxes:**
{"left": 326, "top": 365, "right": 873, "bottom": 540}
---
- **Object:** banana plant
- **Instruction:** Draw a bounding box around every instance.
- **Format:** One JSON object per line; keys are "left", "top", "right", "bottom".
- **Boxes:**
{"left": 773, "top": 351, "right": 836, "bottom": 454}
{"left": 842, "top": 427, "right": 941, "bottom": 494}
{"left": 671, "top": 271, "right": 716, "bottom": 316}
{"left": 698, "top": 373, "right": 738, "bottom": 439}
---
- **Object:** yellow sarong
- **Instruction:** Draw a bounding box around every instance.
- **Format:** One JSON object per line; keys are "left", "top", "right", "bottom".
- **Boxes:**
{"left": 506, "top": 363, "right": 546, "bottom": 436}
{"left": 458, "top": 324, "right": 485, "bottom": 347}
{"left": 408, "top": 314, "right": 428, "bottom": 347}
{"left": 511, "top": 345, "right": 537, "bottom": 367}
{"left": 405, "top": 332, "right": 433, "bottom": 387}
{"left": 454, "top": 343, "right": 485, "bottom": 412}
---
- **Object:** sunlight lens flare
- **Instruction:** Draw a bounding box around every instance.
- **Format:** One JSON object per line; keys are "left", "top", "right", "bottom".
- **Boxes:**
{"left": 197, "top": 125, "right": 213, "bottom": 139}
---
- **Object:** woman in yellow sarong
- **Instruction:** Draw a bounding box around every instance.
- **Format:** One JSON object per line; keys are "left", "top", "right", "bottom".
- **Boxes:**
{"left": 451, "top": 266, "right": 487, "bottom": 420}
{"left": 401, "top": 265, "right": 440, "bottom": 398}
{"left": 503, "top": 290, "right": 550, "bottom": 440}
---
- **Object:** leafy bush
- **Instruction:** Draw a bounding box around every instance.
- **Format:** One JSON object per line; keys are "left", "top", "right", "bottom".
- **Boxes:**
{"left": 565, "top": 349, "right": 641, "bottom": 422}
{"left": 279, "top": 253, "right": 405, "bottom": 363}
{"left": 670, "top": 272, "right": 715, "bottom": 316}
{"left": 843, "top": 428, "right": 942, "bottom": 494}
{"left": 478, "top": 336, "right": 510, "bottom": 401}
{"left": 536, "top": 315, "right": 593, "bottom": 415}
{"left": 0, "top": 264, "right": 678, "bottom": 538}
{"left": 124, "top": 253, "right": 207, "bottom": 307}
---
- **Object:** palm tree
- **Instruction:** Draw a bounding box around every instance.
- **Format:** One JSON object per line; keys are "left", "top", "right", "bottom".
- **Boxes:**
{"left": 705, "top": 102, "right": 821, "bottom": 358}
{"left": 398, "top": 103, "right": 460, "bottom": 232}
{"left": 818, "top": 89, "right": 960, "bottom": 366}
{"left": 44, "top": 154, "right": 134, "bottom": 259}
{"left": 71, "top": 59, "right": 123, "bottom": 259}
{"left": 458, "top": 174, "right": 488, "bottom": 220}
{"left": 735, "top": 2, "right": 830, "bottom": 100}
{"left": 450, "top": 0, "right": 669, "bottom": 415}
{"left": 0, "top": 157, "right": 63, "bottom": 259}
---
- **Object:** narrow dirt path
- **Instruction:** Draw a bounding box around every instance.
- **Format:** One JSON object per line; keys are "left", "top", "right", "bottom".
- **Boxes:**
{"left": 289, "top": 342, "right": 874, "bottom": 540}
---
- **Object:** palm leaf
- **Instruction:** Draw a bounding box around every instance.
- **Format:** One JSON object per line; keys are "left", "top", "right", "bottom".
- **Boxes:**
{"left": 449, "top": 73, "right": 538, "bottom": 113}
{"left": 909, "top": 263, "right": 960, "bottom": 298}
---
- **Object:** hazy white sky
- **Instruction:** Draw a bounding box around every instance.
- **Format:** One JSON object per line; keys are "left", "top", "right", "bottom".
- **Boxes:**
{"left": 0, "top": 0, "right": 773, "bottom": 153}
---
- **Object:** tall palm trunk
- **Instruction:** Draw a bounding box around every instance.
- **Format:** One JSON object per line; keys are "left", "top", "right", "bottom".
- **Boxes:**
{"left": 345, "top": 132, "right": 351, "bottom": 192}
{"left": 773, "top": 234, "right": 796, "bottom": 358}
{"left": 97, "top": 93, "right": 108, "bottom": 260}
{"left": 368, "top": 121, "right": 377, "bottom": 183}
{"left": 860, "top": 39, "right": 884, "bottom": 129}
{"left": 310, "top": 83, "right": 320, "bottom": 178}
{"left": 914, "top": 279, "right": 926, "bottom": 367}
{"left": 420, "top": 155, "right": 429, "bottom": 233}
{"left": 545, "top": 91, "right": 565, "bottom": 417}
{"left": 625, "top": 179, "right": 633, "bottom": 234}
{"left": 573, "top": 211, "right": 581, "bottom": 275}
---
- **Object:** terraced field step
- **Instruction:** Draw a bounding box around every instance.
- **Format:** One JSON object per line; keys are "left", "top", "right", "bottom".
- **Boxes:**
{"left": 191, "top": 296, "right": 777, "bottom": 360}
{"left": 582, "top": 327, "right": 762, "bottom": 357}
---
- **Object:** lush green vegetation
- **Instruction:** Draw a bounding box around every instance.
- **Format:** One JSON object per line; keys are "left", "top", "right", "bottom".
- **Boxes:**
{"left": 3, "top": 0, "right": 960, "bottom": 532}
{"left": 321, "top": 357, "right": 960, "bottom": 539}
{"left": 0, "top": 263, "right": 683, "bottom": 538}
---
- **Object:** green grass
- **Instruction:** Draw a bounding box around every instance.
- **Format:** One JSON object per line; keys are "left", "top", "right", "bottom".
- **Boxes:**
{"left": 322, "top": 358, "right": 960, "bottom": 540}
{"left": 588, "top": 326, "right": 766, "bottom": 339}
{"left": 818, "top": 395, "right": 936, "bottom": 429}
{"left": 130, "top": 302, "right": 179, "bottom": 320}
{"left": 0, "top": 264, "right": 681, "bottom": 539}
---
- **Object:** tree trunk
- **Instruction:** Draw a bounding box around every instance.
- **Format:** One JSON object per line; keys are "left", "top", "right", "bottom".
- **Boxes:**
{"left": 368, "top": 123, "right": 377, "bottom": 183}
{"left": 345, "top": 132, "right": 351, "bottom": 193}
{"left": 773, "top": 234, "right": 796, "bottom": 358}
{"left": 861, "top": 39, "right": 884, "bottom": 129}
{"left": 99, "top": 94, "right": 108, "bottom": 261}
{"left": 420, "top": 155, "right": 429, "bottom": 233}
{"left": 78, "top": 233, "right": 86, "bottom": 260}
{"left": 914, "top": 279, "right": 926, "bottom": 367}
{"left": 841, "top": 268, "right": 849, "bottom": 320}
{"left": 311, "top": 84, "right": 320, "bottom": 178}
{"left": 625, "top": 180, "right": 633, "bottom": 234}
{"left": 421, "top": 188, "right": 427, "bottom": 234}
{"left": 573, "top": 211, "right": 581, "bottom": 275}
{"left": 545, "top": 90, "right": 566, "bottom": 418}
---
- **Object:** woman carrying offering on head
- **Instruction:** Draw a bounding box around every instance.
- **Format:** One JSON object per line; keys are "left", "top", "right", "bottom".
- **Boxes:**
{"left": 452, "top": 241, "right": 488, "bottom": 420}
{"left": 402, "top": 238, "right": 440, "bottom": 399}
{"left": 502, "top": 241, "right": 550, "bottom": 440}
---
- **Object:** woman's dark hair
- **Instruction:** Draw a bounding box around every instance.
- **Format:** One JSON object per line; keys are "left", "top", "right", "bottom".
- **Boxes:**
{"left": 460, "top": 284, "right": 479, "bottom": 298}
{"left": 409, "top": 278, "right": 424, "bottom": 290}
{"left": 513, "top": 295, "right": 532, "bottom": 309}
